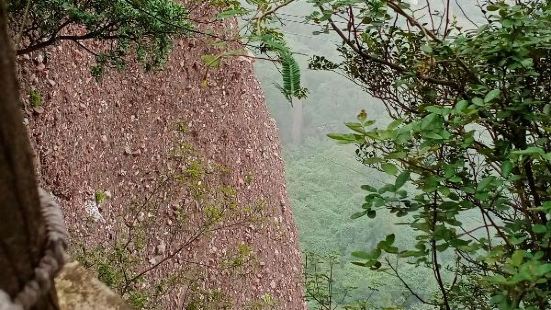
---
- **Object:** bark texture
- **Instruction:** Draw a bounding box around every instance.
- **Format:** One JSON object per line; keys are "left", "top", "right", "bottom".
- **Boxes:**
{"left": 0, "top": 1, "right": 57, "bottom": 308}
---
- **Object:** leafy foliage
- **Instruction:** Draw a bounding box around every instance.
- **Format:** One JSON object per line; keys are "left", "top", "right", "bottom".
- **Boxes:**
{"left": 9, "top": 0, "right": 307, "bottom": 98}
{"left": 278, "top": 51, "right": 306, "bottom": 102}
{"left": 237, "top": 0, "right": 309, "bottom": 100}
{"left": 10, "top": 0, "right": 191, "bottom": 73}
{"left": 249, "top": 32, "right": 308, "bottom": 101}
{"left": 260, "top": 0, "right": 551, "bottom": 308}
{"left": 312, "top": 1, "right": 551, "bottom": 309}
{"left": 28, "top": 89, "right": 42, "bottom": 107}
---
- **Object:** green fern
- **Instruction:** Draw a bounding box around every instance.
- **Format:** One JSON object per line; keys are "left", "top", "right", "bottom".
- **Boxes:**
{"left": 252, "top": 34, "right": 307, "bottom": 102}
{"left": 279, "top": 52, "right": 301, "bottom": 101}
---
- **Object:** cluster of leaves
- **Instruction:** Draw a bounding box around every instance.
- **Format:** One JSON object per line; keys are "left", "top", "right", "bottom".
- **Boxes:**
{"left": 248, "top": 35, "right": 307, "bottom": 102}
{"left": 318, "top": 0, "right": 551, "bottom": 309}
{"left": 229, "top": 0, "right": 308, "bottom": 101}
{"left": 9, "top": 0, "right": 190, "bottom": 73}
{"left": 9, "top": 0, "right": 307, "bottom": 99}
{"left": 244, "top": 293, "right": 278, "bottom": 310}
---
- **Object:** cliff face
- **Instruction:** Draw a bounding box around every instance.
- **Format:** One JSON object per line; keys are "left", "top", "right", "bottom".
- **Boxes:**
{"left": 18, "top": 14, "right": 305, "bottom": 310}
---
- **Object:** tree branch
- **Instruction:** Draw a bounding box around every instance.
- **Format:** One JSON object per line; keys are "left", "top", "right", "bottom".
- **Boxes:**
{"left": 384, "top": 258, "right": 436, "bottom": 306}
{"left": 322, "top": 8, "right": 460, "bottom": 88}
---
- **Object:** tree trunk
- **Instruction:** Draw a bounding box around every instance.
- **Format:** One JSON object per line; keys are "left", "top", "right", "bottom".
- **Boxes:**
{"left": 0, "top": 2, "right": 58, "bottom": 308}
{"left": 291, "top": 100, "right": 303, "bottom": 145}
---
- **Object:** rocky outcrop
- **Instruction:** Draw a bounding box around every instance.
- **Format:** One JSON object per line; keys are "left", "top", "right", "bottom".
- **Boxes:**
{"left": 18, "top": 14, "right": 305, "bottom": 310}
{"left": 56, "top": 262, "right": 131, "bottom": 310}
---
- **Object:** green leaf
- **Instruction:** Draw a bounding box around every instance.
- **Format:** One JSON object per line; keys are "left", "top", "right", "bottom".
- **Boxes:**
{"left": 278, "top": 52, "right": 306, "bottom": 100}
{"left": 400, "top": 250, "right": 425, "bottom": 258}
{"left": 345, "top": 122, "right": 365, "bottom": 133}
{"left": 502, "top": 161, "right": 513, "bottom": 177}
{"left": 423, "top": 176, "right": 440, "bottom": 192}
{"left": 472, "top": 97, "right": 485, "bottom": 106}
{"left": 201, "top": 54, "right": 221, "bottom": 68}
{"left": 436, "top": 243, "right": 449, "bottom": 252}
{"left": 216, "top": 8, "right": 248, "bottom": 19}
{"left": 394, "top": 171, "right": 410, "bottom": 189}
{"left": 510, "top": 250, "right": 524, "bottom": 267}
{"left": 381, "top": 163, "right": 398, "bottom": 176}
{"left": 365, "top": 193, "right": 381, "bottom": 202}
{"left": 378, "top": 184, "right": 396, "bottom": 193}
{"left": 421, "top": 113, "right": 438, "bottom": 130}
{"left": 387, "top": 119, "right": 403, "bottom": 130}
{"left": 352, "top": 249, "right": 381, "bottom": 260}
{"left": 477, "top": 176, "right": 496, "bottom": 192}
{"left": 351, "top": 251, "right": 371, "bottom": 259}
{"left": 440, "top": 201, "right": 458, "bottom": 210}
{"left": 448, "top": 175, "right": 462, "bottom": 183}
{"left": 520, "top": 58, "right": 533, "bottom": 68}
{"left": 361, "top": 184, "right": 378, "bottom": 192}
{"left": 327, "top": 133, "right": 356, "bottom": 143}
{"left": 350, "top": 211, "right": 367, "bottom": 219}
{"left": 366, "top": 210, "right": 377, "bottom": 219}
{"left": 385, "top": 234, "right": 395, "bottom": 245}
{"left": 421, "top": 44, "right": 432, "bottom": 54}
{"left": 491, "top": 294, "right": 506, "bottom": 305}
{"left": 369, "top": 261, "right": 382, "bottom": 270}
{"left": 454, "top": 100, "right": 469, "bottom": 112}
{"left": 484, "top": 89, "right": 501, "bottom": 103}
{"left": 533, "top": 224, "right": 547, "bottom": 234}
{"left": 535, "top": 264, "right": 551, "bottom": 276}
{"left": 424, "top": 132, "right": 443, "bottom": 140}
{"left": 367, "top": 210, "right": 377, "bottom": 218}
{"left": 426, "top": 106, "right": 443, "bottom": 114}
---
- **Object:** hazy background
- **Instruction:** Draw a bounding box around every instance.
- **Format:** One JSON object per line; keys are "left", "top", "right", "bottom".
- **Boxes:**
{"left": 253, "top": 2, "right": 433, "bottom": 308}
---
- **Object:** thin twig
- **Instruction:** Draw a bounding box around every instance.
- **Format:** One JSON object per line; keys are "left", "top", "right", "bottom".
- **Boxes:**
{"left": 384, "top": 258, "right": 436, "bottom": 306}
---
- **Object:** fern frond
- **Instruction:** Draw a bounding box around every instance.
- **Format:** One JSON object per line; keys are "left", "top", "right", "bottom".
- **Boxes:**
{"left": 280, "top": 53, "right": 299, "bottom": 99}
{"left": 251, "top": 33, "right": 307, "bottom": 102}
{"left": 279, "top": 52, "right": 307, "bottom": 102}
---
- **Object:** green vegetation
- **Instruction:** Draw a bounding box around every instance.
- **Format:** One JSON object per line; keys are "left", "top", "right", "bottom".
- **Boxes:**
{"left": 186, "top": 287, "right": 232, "bottom": 310}
{"left": 245, "top": 293, "right": 278, "bottom": 310}
{"left": 284, "top": 140, "right": 437, "bottom": 309}
{"left": 94, "top": 190, "right": 109, "bottom": 204}
{"left": 72, "top": 123, "right": 267, "bottom": 309}
{"left": 257, "top": 0, "right": 551, "bottom": 309}
{"left": 28, "top": 89, "right": 42, "bottom": 108}
{"left": 9, "top": 0, "right": 305, "bottom": 100}
{"left": 10, "top": 0, "right": 191, "bottom": 73}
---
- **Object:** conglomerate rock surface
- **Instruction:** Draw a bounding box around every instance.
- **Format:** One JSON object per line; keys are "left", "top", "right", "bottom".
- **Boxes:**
{"left": 18, "top": 8, "right": 305, "bottom": 309}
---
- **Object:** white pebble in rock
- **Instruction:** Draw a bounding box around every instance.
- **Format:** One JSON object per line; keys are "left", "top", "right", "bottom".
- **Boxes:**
{"left": 156, "top": 240, "right": 166, "bottom": 255}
